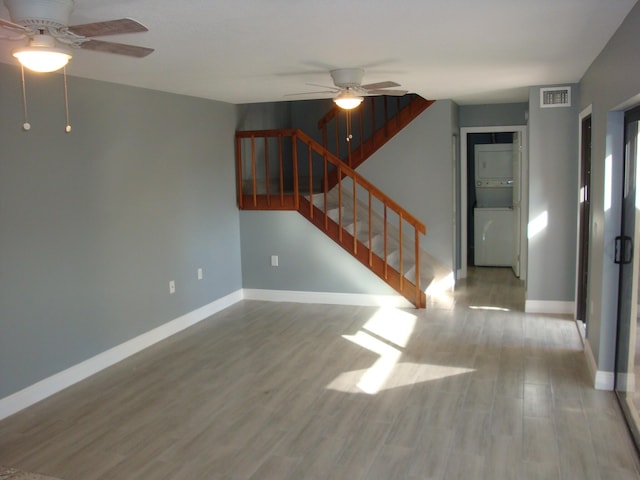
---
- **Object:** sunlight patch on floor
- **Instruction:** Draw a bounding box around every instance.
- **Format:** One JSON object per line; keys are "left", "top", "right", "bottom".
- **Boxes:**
{"left": 326, "top": 306, "right": 474, "bottom": 395}
{"left": 362, "top": 306, "right": 416, "bottom": 348}
{"left": 469, "top": 305, "right": 511, "bottom": 311}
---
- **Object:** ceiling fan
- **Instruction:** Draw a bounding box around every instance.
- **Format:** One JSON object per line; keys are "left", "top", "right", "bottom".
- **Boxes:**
{"left": 0, "top": 0, "right": 153, "bottom": 72}
{"left": 288, "top": 68, "right": 408, "bottom": 109}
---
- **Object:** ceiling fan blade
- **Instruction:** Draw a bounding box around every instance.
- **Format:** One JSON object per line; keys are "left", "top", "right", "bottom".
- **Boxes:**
{"left": 366, "top": 89, "right": 408, "bottom": 96}
{"left": 306, "top": 82, "right": 341, "bottom": 92}
{"left": 0, "top": 17, "right": 28, "bottom": 32}
{"left": 68, "top": 18, "right": 148, "bottom": 38}
{"left": 360, "top": 80, "right": 400, "bottom": 90}
{"left": 285, "top": 90, "right": 335, "bottom": 97}
{"left": 80, "top": 39, "right": 154, "bottom": 57}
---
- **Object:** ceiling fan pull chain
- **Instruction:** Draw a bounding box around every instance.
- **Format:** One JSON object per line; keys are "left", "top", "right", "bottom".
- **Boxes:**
{"left": 20, "top": 64, "right": 30, "bottom": 131}
{"left": 63, "top": 66, "right": 71, "bottom": 133}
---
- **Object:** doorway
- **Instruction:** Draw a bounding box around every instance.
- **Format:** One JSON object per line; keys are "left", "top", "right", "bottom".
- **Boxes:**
{"left": 614, "top": 105, "right": 640, "bottom": 449}
{"left": 576, "top": 109, "right": 592, "bottom": 338}
{"left": 459, "top": 126, "right": 528, "bottom": 286}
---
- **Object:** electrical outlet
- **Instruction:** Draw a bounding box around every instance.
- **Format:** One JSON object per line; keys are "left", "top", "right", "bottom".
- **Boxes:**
{"left": 271, "top": 255, "right": 279, "bottom": 267}
{"left": 169, "top": 280, "right": 175, "bottom": 294}
{"left": 197, "top": 268, "right": 203, "bottom": 280}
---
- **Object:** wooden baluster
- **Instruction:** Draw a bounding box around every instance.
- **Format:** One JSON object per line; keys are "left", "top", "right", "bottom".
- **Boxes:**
{"left": 324, "top": 154, "right": 329, "bottom": 231}
{"left": 278, "top": 134, "right": 284, "bottom": 206}
{"left": 399, "top": 212, "right": 403, "bottom": 290}
{"left": 368, "top": 191, "right": 373, "bottom": 266}
{"left": 335, "top": 114, "right": 340, "bottom": 159}
{"left": 347, "top": 110, "right": 352, "bottom": 167}
{"left": 236, "top": 136, "right": 243, "bottom": 209}
{"left": 383, "top": 204, "right": 388, "bottom": 279}
{"left": 384, "top": 97, "right": 389, "bottom": 138}
{"left": 251, "top": 136, "right": 257, "bottom": 207}
{"left": 371, "top": 98, "right": 376, "bottom": 138}
{"left": 264, "top": 137, "right": 270, "bottom": 207}
{"left": 359, "top": 106, "right": 364, "bottom": 163}
{"left": 292, "top": 134, "right": 299, "bottom": 209}
{"left": 353, "top": 176, "right": 357, "bottom": 254}
{"left": 338, "top": 167, "right": 343, "bottom": 242}
{"left": 414, "top": 227, "right": 421, "bottom": 306}
{"left": 308, "top": 141, "right": 313, "bottom": 219}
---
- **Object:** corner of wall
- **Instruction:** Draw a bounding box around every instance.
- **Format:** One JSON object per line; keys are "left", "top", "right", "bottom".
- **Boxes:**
{"left": 584, "top": 338, "right": 615, "bottom": 390}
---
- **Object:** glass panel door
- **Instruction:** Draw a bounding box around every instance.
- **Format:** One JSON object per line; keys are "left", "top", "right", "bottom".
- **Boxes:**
{"left": 615, "top": 106, "right": 640, "bottom": 448}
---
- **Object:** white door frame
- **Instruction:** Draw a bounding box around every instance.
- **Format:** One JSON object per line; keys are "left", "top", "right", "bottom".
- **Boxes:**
{"left": 459, "top": 126, "right": 529, "bottom": 282}
{"left": 575, "top": 105, "right": 592, "bottom": 338}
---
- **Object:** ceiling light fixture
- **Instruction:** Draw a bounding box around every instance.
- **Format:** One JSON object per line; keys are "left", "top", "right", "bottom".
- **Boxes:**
{"left": 334, "top": 89, "right": 363, "bottom": 110}
{"left": 13, "top": 34, "right": 72, "bottom": 73}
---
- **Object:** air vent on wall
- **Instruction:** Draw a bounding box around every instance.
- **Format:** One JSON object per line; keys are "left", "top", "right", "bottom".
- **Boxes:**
{"left": 540, "top": 86, "right": 571, "bottom": 108}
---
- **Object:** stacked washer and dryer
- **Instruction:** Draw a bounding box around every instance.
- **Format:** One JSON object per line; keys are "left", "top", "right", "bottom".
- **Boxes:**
{"left": 473, "top": 143, "right": 514, "bottom": 267}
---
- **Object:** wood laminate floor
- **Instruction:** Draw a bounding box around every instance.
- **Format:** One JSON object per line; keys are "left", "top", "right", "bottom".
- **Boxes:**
{"left": 1, "top": 268, "right": 639, "bottom": 479}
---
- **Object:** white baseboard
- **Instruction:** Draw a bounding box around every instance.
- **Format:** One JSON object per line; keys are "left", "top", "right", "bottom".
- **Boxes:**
{"left": 584, "top": 339, "right": 615, "bottom": 390}
{"left": 0, "top": 290, "right": 243, "bottom": 421}
{"left": 524, "top": 300, "right": 574, "bottom": 315}
{"left": 242, "top": 288, "right": 414, "bottom": 308}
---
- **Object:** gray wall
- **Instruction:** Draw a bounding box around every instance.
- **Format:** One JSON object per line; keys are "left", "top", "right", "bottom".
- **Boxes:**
{"left": 237, "top": 101, "right": 291, "bottom": 130}
{"left": 357, "top": 100, "right": 458, "bottom": 270}
{"left": 459, "top": 103, "right": 529, "bottom": 128}
{"left": 290, "top": 99, "right": 334, "bottom": 144}
{"left": 579, "top": 1, "right": 640, "bottom": 373}
{"left": 526, "top": 84, "right": 579, "bottom": 302}
{"left": 0, "top": 63, "right": 241, "bottom": 398}
{"left": 240, "top": 211, "right": 398, "bottom": 295}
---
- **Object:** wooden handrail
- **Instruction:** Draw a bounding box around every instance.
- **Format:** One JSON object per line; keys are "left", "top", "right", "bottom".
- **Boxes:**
{"left": 318, "top": 106, "right": 340, "bottom": 130}
{"left": 294, "top": 129, "right": 425, "bottom": 232}
{"left": 235, "top": 127, "right": 426, "bottom": 307}
{"left": 316, "top": 95, "right": 435, "bottom": 174}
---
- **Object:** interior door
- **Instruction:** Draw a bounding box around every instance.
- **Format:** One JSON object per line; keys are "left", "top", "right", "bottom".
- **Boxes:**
{"left": 511, "top": 132, "right": 521, "bottom": 277}
{"left": 615, "top": 106, "right": 640, "bottom": 449}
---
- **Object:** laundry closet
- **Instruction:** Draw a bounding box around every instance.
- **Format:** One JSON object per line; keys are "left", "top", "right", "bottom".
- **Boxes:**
{"left": 467, "top": 132, "right": 520, "bottom": 275}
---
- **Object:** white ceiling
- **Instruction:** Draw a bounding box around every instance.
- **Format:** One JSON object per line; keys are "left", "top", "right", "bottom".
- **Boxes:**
{"left": 0, "top": 0, "right": 637, "bottom": 106}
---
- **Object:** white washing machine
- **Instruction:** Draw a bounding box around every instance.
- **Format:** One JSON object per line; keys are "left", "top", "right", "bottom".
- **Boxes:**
{"left": 474, "top": 207, "right": 514, "bottom": 266}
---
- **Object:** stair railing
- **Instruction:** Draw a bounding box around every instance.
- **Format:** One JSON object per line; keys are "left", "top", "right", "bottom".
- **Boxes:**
{"left": 317, "top": 94, "right": 434, "bottom": 170}
{"left": 235, "top": 128, "right": 426, "bottom": 307}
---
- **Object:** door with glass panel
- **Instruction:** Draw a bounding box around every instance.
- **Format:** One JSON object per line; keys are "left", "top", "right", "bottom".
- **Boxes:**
{"left": 615, "top": 105, "right": 640, "bottom": 447}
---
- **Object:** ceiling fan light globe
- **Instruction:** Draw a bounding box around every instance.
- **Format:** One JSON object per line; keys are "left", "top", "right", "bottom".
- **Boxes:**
{"left": 334, "top": 90, "right": 363, "bottom": 110}
{"left": 13, "top": 46, "right": 72, "bottom": 72}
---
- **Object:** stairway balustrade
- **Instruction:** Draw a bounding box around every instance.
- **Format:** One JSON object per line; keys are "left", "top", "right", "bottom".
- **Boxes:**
{"left": 317, "top": 94, "right": 435, "bottom": 170}
{"left": 235, "top": 128, "right": 426, "bottom": 307}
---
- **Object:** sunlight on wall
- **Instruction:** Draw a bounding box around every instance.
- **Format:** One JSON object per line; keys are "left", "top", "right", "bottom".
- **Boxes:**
{"left": 605, "top": 153, "right": 612, "bottom": 212}
{"left": 636, "top": 133, "right": 640, "bottom": 209}
{"left": 527, "top": 210, "right": 548, "bottom": 239}
{"left": 325, "top": 306, "right": 474, "bottom": 395}
{"left": 425, "top": 272, "right": 455, "bottom": 297}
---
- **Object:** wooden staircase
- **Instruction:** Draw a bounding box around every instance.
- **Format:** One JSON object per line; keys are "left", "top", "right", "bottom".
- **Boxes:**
{"left": 235, "top": 96, "right": 438, "bottom": 308}
{"left": 309, "top": 188, "right": 451, "bottom": 301}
